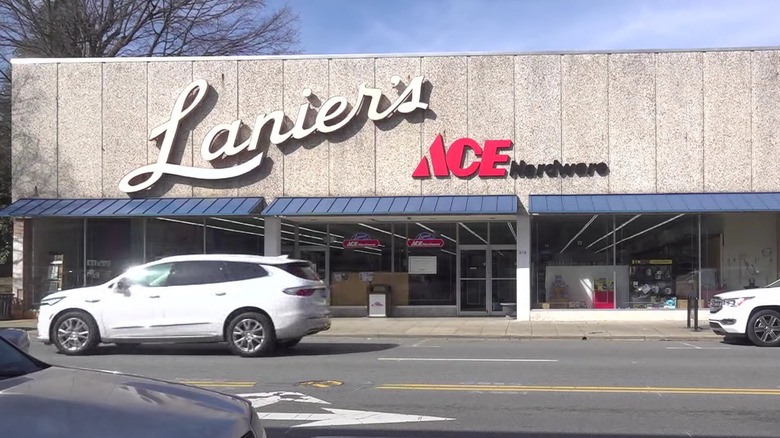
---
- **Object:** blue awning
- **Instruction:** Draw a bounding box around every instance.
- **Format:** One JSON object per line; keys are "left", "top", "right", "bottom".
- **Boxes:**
{"left": 262, "top": 195, "right": 519, "bottom": 216}
{"left": 529, "top": 193, "right": 780, "bottom": 214}
{"left": 0, "top": 197, "right": 266, "bottom": 218}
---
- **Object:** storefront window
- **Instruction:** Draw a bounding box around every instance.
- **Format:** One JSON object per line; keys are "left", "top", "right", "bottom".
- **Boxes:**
{"left": 458, "top": 222, "right": 489, "bottom": 245}
{"left": 328, "top": 223, "right": 393, "bottom": 306}
{"left": 205, "top": 217, "right": 263, "bottom": 255}
{"left": 614, "top": 214, "right": 698, "bottom": 309}
{"left": 291, "top": 222, "right": 329, "bottom": 281}
{"left": 85, "top": 219, "right": 144, "bottom": 286}
{"left": 146, "top": 218, "right": 204, "bottom": 261}
{"left": 531, "top": 215, "right": 615, "bottom": 309}
{"left": 31, "top": 218, "right": 85, "bottom": 304}
{"left": 490, "top": 221, "right": 517, "bottom": 245}
{"left": 399, "top": 223, "right": 457, "bottom": 306}
{"left": 700, "top": 213, "right": 778, "bottom": 304}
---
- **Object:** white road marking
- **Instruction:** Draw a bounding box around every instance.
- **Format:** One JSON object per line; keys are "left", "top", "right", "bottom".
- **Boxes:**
{"left": 256, "top": 408, "right": 453, "bottom": 428}
{"left": 378, "top": 357, "right": 558, "bottom": 362}
{"left": 665, "top": 342, "right": 731, "bottom": 350}
{"left": 408, "top": 339, "right": 440, "bottom": 348}
{"left": 237, "top": 391, "right": 330, "bottom": 408}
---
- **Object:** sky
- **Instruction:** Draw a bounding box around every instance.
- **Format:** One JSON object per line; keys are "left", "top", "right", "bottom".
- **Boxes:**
{"left": 283, "top": 0, "right": 780, "bottom": 55}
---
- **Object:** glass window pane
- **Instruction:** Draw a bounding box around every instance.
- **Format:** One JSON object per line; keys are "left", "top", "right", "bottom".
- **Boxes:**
{"left": 225, "top": 262, "right": 268, "bottom": 281}
{"left": 168, "top": 261, "right": 227, "bottom": 286}
{"left": 125, "top": 263, "right": 173, "bottom": 288}
{"left": 531, "top": 215, "right": 614, "bottom": 309}
{"left": 458, "top": 222, "right": 488, "bottom": 245}
{"left": 85, "top": 219, "right": 144, "bottom": 287}
{"left": 402, "top": 223, "right": 457, "bottom": 306}
{"left": 31, "top": 218, "right": 84, "bottom": 304}
{"left": 146, "top": 218, "right": 204, "bottom": 261}
{"left": 490, "top": 222, "right": 517, "bottom": 245}
{"left": 328, "top": 223, "right": 393, "bottom": 306}
{"left": 616, "top": 214, "right": 697, "bottom": 309}
{"left": 205, "top": 217, "right": 263, "bottom": 255}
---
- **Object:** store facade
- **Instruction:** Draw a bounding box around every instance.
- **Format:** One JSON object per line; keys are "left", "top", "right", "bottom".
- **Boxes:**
{"left": 4, "top": 47, "right": 780, "bottom": 321}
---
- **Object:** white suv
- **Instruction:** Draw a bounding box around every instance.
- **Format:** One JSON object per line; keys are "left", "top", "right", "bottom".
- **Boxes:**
{"left": 37, "top": 254, "right": 331, "bottom": 357}
{"left": 709, "top": 279, "right": 780, "bottom": 347}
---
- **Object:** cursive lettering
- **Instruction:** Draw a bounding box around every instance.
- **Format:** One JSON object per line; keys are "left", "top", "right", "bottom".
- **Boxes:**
{"left": 119, "top": 75, "right": 429, "bottom": 194}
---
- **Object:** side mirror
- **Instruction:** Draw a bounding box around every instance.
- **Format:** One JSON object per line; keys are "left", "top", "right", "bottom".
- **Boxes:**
{"left": 116, "top": 278, "right": 131, "bottom": 291}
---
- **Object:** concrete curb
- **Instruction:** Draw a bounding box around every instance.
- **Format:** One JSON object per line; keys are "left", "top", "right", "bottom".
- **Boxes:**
{"left": 315, "top": 333, "right": 720, "bottom": 341}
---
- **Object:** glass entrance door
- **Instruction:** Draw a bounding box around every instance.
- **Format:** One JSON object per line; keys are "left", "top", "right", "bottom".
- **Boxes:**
{"left": 490, "top": 247, "right": 517, "bottom": 315}
{"left": 459, "top": 248, "right": 487, "bottom": 312}
{"left": 458, "top": 246, "right": 517, "bottom": 314}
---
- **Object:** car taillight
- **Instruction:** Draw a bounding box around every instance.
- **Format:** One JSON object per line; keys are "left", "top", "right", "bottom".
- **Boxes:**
{"left": 283, "top": 287, "right": 317, "bottom": 297}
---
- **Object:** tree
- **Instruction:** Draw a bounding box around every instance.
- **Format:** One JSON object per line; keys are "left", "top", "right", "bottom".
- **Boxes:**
{"left": 0, "top": 0, "right": 299, "bottom": 58}
{"left": 0, "top": 0, "right": 300, "bottom": 264}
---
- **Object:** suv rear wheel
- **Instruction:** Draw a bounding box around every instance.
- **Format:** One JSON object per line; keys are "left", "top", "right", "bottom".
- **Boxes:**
{"left": 747, "top": 309, "right": 780, "bottom": 347}
{"left": 226, "top": 312, "right": 276, "bottom": 357}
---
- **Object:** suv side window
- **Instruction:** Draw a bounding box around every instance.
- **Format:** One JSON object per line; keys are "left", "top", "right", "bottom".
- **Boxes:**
{"left": 123, "top": 263, "right": 173, "bottom": 288}
{"left": 278, "top": 262, "right": 321, "bottom": 281}
{"left": 224, "top": 262, "right": 269, "bottom": 282}
{"left": 167, "top": 261, "right": 228, "bottom": 286}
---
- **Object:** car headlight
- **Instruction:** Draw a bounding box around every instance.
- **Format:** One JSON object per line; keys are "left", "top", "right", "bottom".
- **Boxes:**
{"left": 40, "top": 296, "right": 65, "bottom": 307}
{"left": 723, "top": 297, "right": 753, "bottom": 307}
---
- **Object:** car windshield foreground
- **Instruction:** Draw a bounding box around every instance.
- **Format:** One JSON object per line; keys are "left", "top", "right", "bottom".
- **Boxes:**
{"left": 0, "top": 336, "right": 266, "bottom": 438}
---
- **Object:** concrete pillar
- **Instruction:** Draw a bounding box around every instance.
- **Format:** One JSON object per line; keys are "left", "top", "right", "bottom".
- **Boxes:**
{"left": 12, "top": 219, "right": 24, "bottom": 301}
{"left": 516, "top": 214, "right": 531, "bottom": 321}
{"left": 264, "top": 217, "right": 282, "bottom": 256}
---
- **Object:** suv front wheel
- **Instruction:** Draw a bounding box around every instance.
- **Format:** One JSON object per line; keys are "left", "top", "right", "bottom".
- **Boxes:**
{"left": 747, "top": 309, "right": 780, "bottom": 347}
{"left": 226, "top": 312, "right": 276, "bottom": 357}
{"left": 51, "top": 310, "right": 100, "bottom": 355}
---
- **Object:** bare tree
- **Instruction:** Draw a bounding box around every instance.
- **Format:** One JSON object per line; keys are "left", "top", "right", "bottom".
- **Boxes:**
{"left": 0, "top": 0, "right": 300, "bottom": 264}
{"left": 0, "top": 0, "right": 300, "bottom": 58}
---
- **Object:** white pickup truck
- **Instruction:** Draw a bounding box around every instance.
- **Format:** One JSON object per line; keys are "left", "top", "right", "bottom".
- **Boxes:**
{"left": 709, "top": 279, "right": 780, "bottom": 346}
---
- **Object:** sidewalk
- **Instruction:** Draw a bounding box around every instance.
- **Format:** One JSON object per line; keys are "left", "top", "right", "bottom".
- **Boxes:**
{"left": 0, "top": 317, "right": 719, "bottom": 341}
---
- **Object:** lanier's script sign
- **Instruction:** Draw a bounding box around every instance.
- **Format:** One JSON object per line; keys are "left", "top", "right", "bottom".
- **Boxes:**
{"left": 118, "top": 76, "right": 429, "bottom": 194}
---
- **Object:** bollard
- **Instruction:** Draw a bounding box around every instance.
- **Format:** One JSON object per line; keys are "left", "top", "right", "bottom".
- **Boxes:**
{"left": 687, "top": 293, "right": 693, "bottom": 328}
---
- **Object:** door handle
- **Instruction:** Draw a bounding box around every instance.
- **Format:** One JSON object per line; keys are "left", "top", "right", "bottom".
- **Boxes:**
{"left": 149, "top": 295, "right": 160, "bottom": 299}
{"left": 215, "top": 292, "right": 226, "bottom": 296}
{"left": 85, "top": 299, "right": 101, "bottom": 303}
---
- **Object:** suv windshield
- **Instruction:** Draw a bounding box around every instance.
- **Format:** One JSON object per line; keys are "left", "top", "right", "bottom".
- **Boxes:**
{"left": 278, "top": 262, "right": 321, "bottom": 281}
{"left": 0, "top": 337, "right": 45, "bottom": 379}
{"left": 765, "top": 278, "right": 780, "bottom": 288}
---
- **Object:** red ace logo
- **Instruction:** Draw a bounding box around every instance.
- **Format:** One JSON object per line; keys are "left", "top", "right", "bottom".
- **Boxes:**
{"left": 412, "top": 134, "right": 512, "bottom": 178}
{"left": 412, "top": 134, "right": 609, "bottom": 179}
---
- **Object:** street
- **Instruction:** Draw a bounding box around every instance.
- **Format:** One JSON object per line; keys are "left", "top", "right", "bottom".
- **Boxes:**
{"left": 28, "top": 336, "right": 780, "bottom": 438}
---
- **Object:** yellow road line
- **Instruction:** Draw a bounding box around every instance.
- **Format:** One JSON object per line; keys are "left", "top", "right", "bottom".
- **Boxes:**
{"left": 376, "top": 383, "right": 780, "bottom": 396}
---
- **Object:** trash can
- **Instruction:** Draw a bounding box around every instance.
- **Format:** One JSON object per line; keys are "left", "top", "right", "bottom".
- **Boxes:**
{"left": 0, "top": 293, "right": 13, "bottom": 321}
{"left": 367, "top": 284, "right": 392, "bottom": 318}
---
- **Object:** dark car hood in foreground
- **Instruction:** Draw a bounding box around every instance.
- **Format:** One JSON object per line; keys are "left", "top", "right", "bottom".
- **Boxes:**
{"left": 0, "top": 366, "right": 253, "bottom": 438}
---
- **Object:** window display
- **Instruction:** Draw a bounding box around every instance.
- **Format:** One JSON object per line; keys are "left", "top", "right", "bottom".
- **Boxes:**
{"left": 629, "top": 259, "right": 676, "bottom": 309}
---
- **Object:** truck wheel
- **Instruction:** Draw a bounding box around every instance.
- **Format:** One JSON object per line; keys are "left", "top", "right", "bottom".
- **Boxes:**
{"left": 747, "top": 309, "right": 780, "bottom": 347}
{"left": 226, "top": 312, "right": 276, "bottom": 357}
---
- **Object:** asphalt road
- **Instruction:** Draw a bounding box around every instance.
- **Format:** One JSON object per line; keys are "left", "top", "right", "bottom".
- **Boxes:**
{"left": 27, "top": 336, "right": 780, "bottom": 438}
